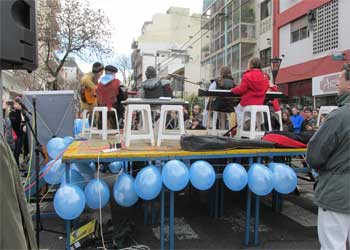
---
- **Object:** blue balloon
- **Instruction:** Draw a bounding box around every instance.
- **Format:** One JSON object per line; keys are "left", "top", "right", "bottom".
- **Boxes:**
{"left": 60, "top": 168, "right": 86, "bottom": 190}
{"left": 73, "top": 119, "right": 89, "bottom": 136}
{"left": 162, "top": 160, "right": 189, "bottom": 191}
{"left": 113, "top": 174, "right": 138, "bottom": 207}
{"left": 46, "top": 137, "right": 66, "bottom": 159}
{"left": 89, "top": 162, "right": 96, "bottom": 173}
{"left": 71, "top": 162, "right": 95, "bottom": 181}
{"left": 189, "top": 160, "right": 216, "bottom": 191}
{"left": 223, "top": 163, "right": 248, "bottom": 191}
{"left": 134, "top": 165, "right": 162, "bottom": 200}
{"left": 73, "top": 119, "right": 82, "bottom": 136}
{"left": 109, "top": 161, "right": 123, "bottom": 174}
{"left": 248, "top": 163, "right": 274, "bottom": 196}
{"left": 42, "top": 159, "right": 65, "bottom": 184}
{"left": 54, "top": 184, "right": 86, "bottom": 220}
{"left": 268, "top": 163, "right": 297, "bottom": 194}
{"left": 84, "top": 179, "right": 110, "bottom": 209}
{"left": 63, "top": 136, "right": 74, "bottom": 146}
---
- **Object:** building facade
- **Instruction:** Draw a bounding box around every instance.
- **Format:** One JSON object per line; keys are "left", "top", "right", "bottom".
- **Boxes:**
{"left": 131, "top": 7, "right": 202, "bottom": 97}
{"left": 201, "top": 0, "right": 257, "bottom": 84}
{"left": 273, "top": 0, "right": 350, "bottom": 107}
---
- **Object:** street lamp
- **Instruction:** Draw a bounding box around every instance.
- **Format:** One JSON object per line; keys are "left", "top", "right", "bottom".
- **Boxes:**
{"left": 270, "top": 57, "right": 282, "bottom": 85}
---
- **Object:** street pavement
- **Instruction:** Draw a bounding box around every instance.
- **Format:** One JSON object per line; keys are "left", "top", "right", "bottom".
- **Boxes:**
{"left": 38, "top": 177, "right": 319, "bottom": 250}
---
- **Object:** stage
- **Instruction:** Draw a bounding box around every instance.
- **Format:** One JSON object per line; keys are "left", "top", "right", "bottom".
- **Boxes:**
{"left": 62, "top": 139, "right": 307, "bottom": 250}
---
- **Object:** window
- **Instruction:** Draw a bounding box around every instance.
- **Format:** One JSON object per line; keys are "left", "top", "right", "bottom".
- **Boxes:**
{"left": 260, "top": 0, "right": 271, "bottom": 20}
{"left": 290, "top": 15, "right": 309, "bottom": 43}
{"left": 260, "top": 47, "right": 271, "bottom": 68}
{"left": 313, "top": 0, "right": 338, "bottom": 54}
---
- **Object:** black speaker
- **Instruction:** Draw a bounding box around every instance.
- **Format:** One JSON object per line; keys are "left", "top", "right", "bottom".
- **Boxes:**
{"left": 0, "top": 0, "right": 38, "bottom": 71}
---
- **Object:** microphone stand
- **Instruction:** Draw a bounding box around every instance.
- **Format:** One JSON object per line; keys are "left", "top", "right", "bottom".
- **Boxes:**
{"left": 22, "top": 97, "right": 63, "bottom": 248}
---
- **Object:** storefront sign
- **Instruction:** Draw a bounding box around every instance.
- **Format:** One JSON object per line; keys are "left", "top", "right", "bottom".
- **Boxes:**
{"left": 312, "top": 72, "right": 339, "bottom": 96}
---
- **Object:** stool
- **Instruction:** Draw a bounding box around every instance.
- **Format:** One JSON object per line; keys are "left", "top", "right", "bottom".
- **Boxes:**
{"left": 124, "top": 104, "right": 154, "bottom": 147}
{"left": 81, "top": 109, "right": 90, "bottom": 136}
{"left": 89, "top": 107, "right": 120, "bottom": 140}
{"left": 157, "top": 105, "right": 185, "bottom": 146}
{"left": 239, "top": 105, "right": 272, "bottom": 139}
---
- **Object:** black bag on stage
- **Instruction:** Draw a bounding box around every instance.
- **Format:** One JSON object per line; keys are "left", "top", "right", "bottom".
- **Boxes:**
{"left": 180, "top": 134, "right": 275, "bottom": 151}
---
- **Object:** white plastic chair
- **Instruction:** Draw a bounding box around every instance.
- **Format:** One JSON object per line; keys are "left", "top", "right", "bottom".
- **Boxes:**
{"left": 239, "top": 105, "right": 272, "bottom": 139}
{"left": 89, "top": 107, "right": 120, "bottom": 140}
{"left": 157, "top": 105, "right": 185, "bottom": 147}
{"left": 124, "top": 104, "right": 155, "bottom": 147}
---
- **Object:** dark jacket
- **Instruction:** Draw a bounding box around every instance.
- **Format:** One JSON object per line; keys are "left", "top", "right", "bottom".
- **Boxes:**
{"left": 141, "top": 77, "right": 173, "bottom": 99}
{"left": 211, "top": 78, "right": 236, "bottom": 113}
{"left": 0, "top": 134, "right": 37, "bottom": 249}
{"left": 231, "top": 69, "right": 269, "bottom": 106}
{"left": 306, "top": 92, "right": 350, "bottom": 214}
{"left": 9, "top": 109, "right": 23, "bottom": 137}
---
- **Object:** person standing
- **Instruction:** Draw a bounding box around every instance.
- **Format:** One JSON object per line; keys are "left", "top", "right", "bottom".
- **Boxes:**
{"left": 306, "top": 63, "right": 350, "bottom": 250}
{"left": 230, "top": 57, "right": 269, "bottom": 128}
{"left": 9, "top": 97, "right": 26, "bottom": 166}
{"left": 2, "top": 100, "right": 15, "bottom": 152}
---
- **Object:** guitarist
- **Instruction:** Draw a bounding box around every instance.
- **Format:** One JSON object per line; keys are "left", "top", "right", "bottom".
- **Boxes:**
{"left": 80, "top": 62, "right": 104, "bottom": 123}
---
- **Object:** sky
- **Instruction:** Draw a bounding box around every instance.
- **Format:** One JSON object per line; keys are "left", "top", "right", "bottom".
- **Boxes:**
{"left": 77, "top": 0, "right": 203, "bottom": 73}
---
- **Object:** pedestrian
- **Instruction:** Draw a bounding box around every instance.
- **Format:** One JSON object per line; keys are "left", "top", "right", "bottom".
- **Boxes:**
{"left": 282, "top": 111, "right": 294, "bottom": 132}
{"left": 306, "top": 63, "right": 350, "bottom": 250}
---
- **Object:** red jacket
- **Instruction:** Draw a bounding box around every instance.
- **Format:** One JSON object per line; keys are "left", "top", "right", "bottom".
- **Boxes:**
{"left": 231, "top": 69, "right": 269, "bottom": 106}
{"left": 268, "top": 85, "right": 281, "bottom": 112}
{"left": 96, "top": 78, "right": 120, "bottom": 110}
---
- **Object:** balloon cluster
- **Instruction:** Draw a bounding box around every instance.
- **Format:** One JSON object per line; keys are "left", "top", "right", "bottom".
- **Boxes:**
{"left": 53, "top": 159, "right": 297, "bottom": 220}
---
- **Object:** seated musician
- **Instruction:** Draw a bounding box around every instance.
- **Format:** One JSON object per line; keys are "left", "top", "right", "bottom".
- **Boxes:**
{"left": 210, "top": 66, "right": 236, "bottom": 129}
{"left": 141, "top": 66, "right": 173, "bottom": 99}
{"left": 80, "top": 62, "right": 104, "bottom": 123}
{"left": 230, "top": 57, "right": 269, "bottom": 128}
{"left": 96, "top": 65, "right": 120, "bottom": 129}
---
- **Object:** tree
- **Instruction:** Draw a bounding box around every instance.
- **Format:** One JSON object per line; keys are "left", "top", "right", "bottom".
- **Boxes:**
{"left": 112, "top": 55, "right": 132, "bottom": 86}
{"left": 39, "top": 0, "right": 113, "bottom": 90}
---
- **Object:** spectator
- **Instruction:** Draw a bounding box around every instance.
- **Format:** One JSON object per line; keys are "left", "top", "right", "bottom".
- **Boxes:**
{"left": 192, "top": 104, "right": 203, "bottom": 123}
{"left": 301, "top": 107, "right": 313, "bottom": 132}
{"left": 231, "top": 57, "right": 269, "bottom": 127}
{"left": 189, "top": 118, "right": 206, "bottom": 130}
{"left": 310, "top": 109, "right": 319, "bottom": 129}
{"left": 282, "top": 111, "right": 294, "bottom": 132}
{"left": 306, "top": 63, "right": 350, "bottom": 250}
{"left": 290, "top": 107, "right": 304, "bottom": 133}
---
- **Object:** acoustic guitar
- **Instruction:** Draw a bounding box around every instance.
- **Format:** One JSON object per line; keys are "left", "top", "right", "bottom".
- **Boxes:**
{"left": 81, "top": 86, "right": 97, "bottom": 105}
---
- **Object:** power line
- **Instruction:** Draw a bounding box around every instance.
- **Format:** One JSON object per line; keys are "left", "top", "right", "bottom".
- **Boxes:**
{"left": 158, "top": 0, "right": 253, "bottom": 70}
